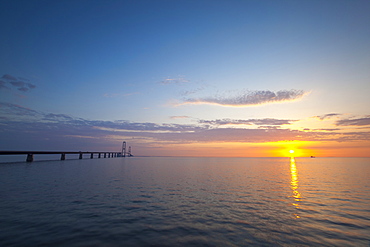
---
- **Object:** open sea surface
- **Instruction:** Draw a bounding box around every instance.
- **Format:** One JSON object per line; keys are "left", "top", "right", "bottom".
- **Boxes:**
{"left": 0, "top": 157, "right": 369, "bottom": 246}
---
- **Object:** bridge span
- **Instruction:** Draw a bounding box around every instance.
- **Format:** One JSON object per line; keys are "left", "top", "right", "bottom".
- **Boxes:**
{"left": 0, "top": 141, "right": 133, "bottom": 162}
{"left": 0, "top": 151, "right": 122, "bottom": 162}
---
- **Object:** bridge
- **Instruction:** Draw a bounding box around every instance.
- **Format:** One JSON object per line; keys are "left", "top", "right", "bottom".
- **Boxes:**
{"left": 0, "top": 141, "right": 133, "bottom": 162}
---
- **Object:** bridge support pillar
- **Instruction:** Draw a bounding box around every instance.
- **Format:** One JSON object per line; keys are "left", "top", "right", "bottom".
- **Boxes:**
{"left": 90, "top": 153, "right": 93, "bottom": 159}
{"left": 98, "top": 153, "right": 101, "bottom": 158}
{"left": 26, "top": 154, "right": 33, "bottom": 162}
{"left": 104, "top": 153, "right": 106, "bottom": 158}
{"left": 61, "top": 153, "right": 66, "bottom": 160}
{"left": 79, "top": 153, "right": 83, "bottom": 159}
{"left": 108, "top": 153, "right": 111, "bottom": 158}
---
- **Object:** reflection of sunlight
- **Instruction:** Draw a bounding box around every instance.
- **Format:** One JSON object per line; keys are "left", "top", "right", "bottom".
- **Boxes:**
{"left": 290, "top": 157, "right": 301, "bottom": 218}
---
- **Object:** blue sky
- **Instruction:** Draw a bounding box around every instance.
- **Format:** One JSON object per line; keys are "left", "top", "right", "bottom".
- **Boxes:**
{"left": 1, "top": 0, "right": 370, "bottom": 156}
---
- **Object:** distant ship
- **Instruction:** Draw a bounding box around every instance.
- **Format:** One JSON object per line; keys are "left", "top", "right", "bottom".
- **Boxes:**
{"left": 310, "top": 156, "right": 315, "bottom": 158}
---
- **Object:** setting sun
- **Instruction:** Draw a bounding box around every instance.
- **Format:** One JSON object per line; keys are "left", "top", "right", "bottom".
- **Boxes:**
{"left": 289, "top": 150, "right": 295, "bottom": 154}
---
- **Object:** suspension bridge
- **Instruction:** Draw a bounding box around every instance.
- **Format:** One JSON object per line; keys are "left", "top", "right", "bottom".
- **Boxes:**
{"left": 0, "top": 141, "right": 133, "bottom": 162}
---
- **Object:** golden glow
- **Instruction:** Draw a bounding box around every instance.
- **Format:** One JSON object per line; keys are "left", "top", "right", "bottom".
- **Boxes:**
{"left": 161, "top": 141, "right": 319, "bottom": 157}
{"left": 290, "top": 157, "right": 301, "bottom": 218}
{"left": 122, "top": 139, "right": 370, "bottom": 157}
{"left": 258, "top": 140, "right": 320, "bottom": 157}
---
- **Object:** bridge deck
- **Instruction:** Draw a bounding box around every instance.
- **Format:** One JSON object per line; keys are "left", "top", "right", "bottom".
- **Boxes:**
{"left": 0, "top": 151, "right": 117, "bottom": 155}
{"left": 0, "top": 151, "right": 123, "bottom": 162}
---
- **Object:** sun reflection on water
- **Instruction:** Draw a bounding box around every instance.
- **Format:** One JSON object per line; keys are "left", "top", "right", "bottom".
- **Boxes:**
{"left": 290, "top": 157, "right": 301, "bottom": 218}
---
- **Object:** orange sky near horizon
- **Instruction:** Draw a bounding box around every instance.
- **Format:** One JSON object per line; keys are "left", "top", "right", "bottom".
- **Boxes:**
{"left": 132, "top": 140, "right": 370, "bottom": 158}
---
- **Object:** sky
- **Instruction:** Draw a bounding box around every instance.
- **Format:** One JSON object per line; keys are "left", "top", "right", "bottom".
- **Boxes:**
{"left": 1, "top": 0, "right": 370, "bottom": 157}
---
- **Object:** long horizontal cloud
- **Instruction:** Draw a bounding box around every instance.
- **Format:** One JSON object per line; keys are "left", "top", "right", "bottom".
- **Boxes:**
{"left": 180, "top": 89, "right": 308, "bottom": 106}
{"left": 0, "top": 102, "right": 201, "bottom": 133}
{"left": 159, "top": 77, "right": 189, "bottom": 85}
{"left": 198, "top": 118, "right": 297, "bottom": 126}
{"left": 336, "top": 117, "right": 370, "bottom": 126}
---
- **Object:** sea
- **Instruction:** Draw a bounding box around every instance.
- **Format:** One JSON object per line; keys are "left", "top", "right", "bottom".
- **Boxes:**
{"left": 0, "top": 156, "right": 369, "bottom": 246}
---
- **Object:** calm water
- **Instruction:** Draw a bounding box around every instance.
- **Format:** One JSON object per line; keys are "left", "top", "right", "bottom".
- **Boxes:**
{"left": 0, "top": 157, "right": 369, "bottom": 246}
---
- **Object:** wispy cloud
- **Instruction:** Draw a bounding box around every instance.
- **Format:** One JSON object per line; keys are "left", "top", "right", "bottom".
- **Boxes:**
{"left": 314, "top": 128, "right": 341, "bottom": 131}
{"left": 0, "top": 102, "right": 200, "bottom": 133}
{"left": 336, "top": 116, "right": 370, "bottom": 126}
{"left": 198, "top": 118, "right": 297, "bottom": 126}
{"left": 315, "top": 113, "right": 341, "bottom": 120}
{"left": 179, "top": 89, "right": 308, "bottom": 107}
{"left": 0, "top": 74, "right": 36, "bottom": 92}
{"left": 10, "top": 81, "right": 25, "bottom": 87}
{"left": 18, "top": 87, "right": 30, "bottom": 92}
{"left": 43, "top": 113, "right": 74, "bottom": 121}
{"left": 170, "top": 116, "right": 191, "bottom": 119}
{"left": 159, "top": 77, "right": 189, "bottom": 85}
{"left": 27, "top": 83, "right": 36, "bottom": 89}
{"left": 2, "top": 74, "right": 17, "bottom": 81}
{"left": 0, "top": 102, "right": 40, "bottom": 119}
{"left": 0, "top": 80, "right": 10, "bottom": 90}
{"left": 103, "top": 92, "right": 139, "bottom": 98}
{"left": 180, "top": 87, "right": 205, "bottom": 96}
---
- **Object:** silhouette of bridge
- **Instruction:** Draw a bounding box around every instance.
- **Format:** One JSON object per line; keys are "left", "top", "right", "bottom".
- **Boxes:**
{"left": 0, "top": 141, "right": 133, "bottom": 162}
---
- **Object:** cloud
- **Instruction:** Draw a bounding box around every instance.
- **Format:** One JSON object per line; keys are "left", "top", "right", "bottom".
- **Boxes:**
{"left": 26, "top": 83, "right": 36, "bottom": 89}
{"left": 180, "top": 89, "right": 308, "bottom": 107}
{"left": 43, "top": 113, "right": 74, "bottom": 121}
{"left": 17, "top": 87, "right": 29, "bottom": 92}
{"left": 170, "top": 116, "right": 190, "bottom": 119}
{"left": 336, "top": 116, "right": 370, "bottom": 126}
{"left": 103, "top": 92, "right": 139, "bottom": 98}
{"left": 0, "top": 102, "right": 40, "bottom": 119}
{"left": 315, "top": 113, "right": 341, "bottom": 120}
{"left": 180, "top": 87, "right": 205, "bottom": 96}
{"left": 159, "top": 77, "right": 189, "bottom": 85}
{"left": 2, "top": 74, "right": 17, "bottom": 81}
{"left": 315, "top": 128, "right": 341, "bottom": 131}
{"left": 0, "top": 103, "right": 200, "bottom": 134}
{"left": 198, "top": 118, "right": 297, "bottom": 126}
{"left": 257, "top": 126, "right": 281, "bottom": 129}
{"left": 0, "top": 80, "right": 10, "bottom": 90}
{"left": 10, "top": 81, "right": 25, "bottom": 87}
{"left": 0, "top": 74, "right": 37, "bottom": 92}
{"left": 1, "top": 102, "right": 369, "bottom": 153}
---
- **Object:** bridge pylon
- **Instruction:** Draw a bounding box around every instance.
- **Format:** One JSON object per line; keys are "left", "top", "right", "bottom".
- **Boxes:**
{"left": 122, "top": 141, "right": 126, "bottom": 157}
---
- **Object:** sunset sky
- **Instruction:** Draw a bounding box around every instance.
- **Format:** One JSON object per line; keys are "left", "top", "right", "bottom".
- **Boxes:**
{"left": 1, "top": 0, "right": 370, "bottom": 157}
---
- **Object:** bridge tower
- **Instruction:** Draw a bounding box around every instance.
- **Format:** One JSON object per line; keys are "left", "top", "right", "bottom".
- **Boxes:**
{"left": 122, "top": 141, "right": 126, "bottom": 157}
{"left": 128, "top": 146, "right": 131, "bottom": 157}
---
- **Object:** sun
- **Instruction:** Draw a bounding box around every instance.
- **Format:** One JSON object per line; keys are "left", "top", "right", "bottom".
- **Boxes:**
{"left": 289, "top": 150, "right": 295, "bottom": 154}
